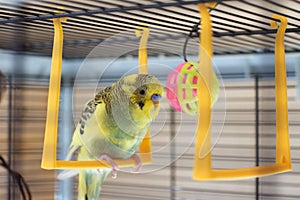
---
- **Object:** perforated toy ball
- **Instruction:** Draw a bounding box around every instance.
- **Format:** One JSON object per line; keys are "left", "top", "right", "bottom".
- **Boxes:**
{"left": 166, "top": 61, "right": 219, "bottom": 115}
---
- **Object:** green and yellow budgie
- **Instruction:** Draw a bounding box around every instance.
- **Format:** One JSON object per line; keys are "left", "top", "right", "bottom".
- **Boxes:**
{"left": 58, "top": 74, "right": 164, "bottom": 200}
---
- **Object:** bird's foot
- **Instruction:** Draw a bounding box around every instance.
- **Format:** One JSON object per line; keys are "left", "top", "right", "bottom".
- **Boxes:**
{"left": 131, "top": 153, "right": 142, "bottom": 173}
{"left": 98, "top": 154, "right": 119, "bottom": 179}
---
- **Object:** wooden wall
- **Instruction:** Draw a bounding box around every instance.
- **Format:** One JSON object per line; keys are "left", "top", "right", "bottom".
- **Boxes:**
{"left": 0, "top": 77, "right": 300, "bottom": 199}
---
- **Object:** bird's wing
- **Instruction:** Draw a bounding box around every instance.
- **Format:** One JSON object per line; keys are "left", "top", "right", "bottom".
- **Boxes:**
{"left": 57, "top": 87, "right": 113, "bottom": 180}
{"left": 70, "top": 85, "right": 113, "bottom": 145}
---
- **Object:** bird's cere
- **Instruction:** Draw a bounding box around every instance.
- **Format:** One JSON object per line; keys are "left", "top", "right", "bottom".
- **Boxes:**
{"left": 151, "top": 94, "right": 162, "bottom": 104}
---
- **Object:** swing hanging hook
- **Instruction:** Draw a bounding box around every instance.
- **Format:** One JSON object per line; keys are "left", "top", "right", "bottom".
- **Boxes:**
{"left": 183, "top": 2, "right": 219, "bottom": 62}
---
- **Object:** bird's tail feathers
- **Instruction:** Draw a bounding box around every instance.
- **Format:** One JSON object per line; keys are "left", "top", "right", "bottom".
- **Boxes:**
{"left": 78, "top": 168, "right": 112, "bottom": 200}
{"left": 56, "top": 144, "right": 81, "bottom": 180}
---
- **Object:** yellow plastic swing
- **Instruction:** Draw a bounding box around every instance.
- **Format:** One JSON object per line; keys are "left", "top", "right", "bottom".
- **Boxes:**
{"left": 41, "top": 18, "right": 152, "bottom": 169}
{"left": 193, "top": 3, "right": 292, "bottom": 180}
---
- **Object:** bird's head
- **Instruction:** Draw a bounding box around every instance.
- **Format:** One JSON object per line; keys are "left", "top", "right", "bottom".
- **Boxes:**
{"left": 132, "top": 81, "right": 163, "bottom": 107}
{"left": 116, "top": 74, "right": 164, "bottom": 127}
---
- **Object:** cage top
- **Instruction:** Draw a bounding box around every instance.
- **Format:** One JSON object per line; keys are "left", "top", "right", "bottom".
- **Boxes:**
{"left": 0, "top": 0, "right": 299, "bottom": 58}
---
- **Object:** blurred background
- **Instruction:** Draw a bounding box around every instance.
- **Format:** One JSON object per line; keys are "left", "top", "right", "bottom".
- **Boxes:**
{"left": 0, "top": 0, "right": 300, "bottom": 199}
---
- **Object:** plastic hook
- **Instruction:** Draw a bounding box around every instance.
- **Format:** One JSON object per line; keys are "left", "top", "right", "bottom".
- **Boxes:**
{"left": 193, "top": 2, "right": 215, "bottom": 180}
{"left": 136, "top": 24, "right": 152, "bottom": 164}
{"left": 136, "top": 24, "right": 150, "bottom": 74}
{"left": 270, "top": 14, "right": 291, "bottom": 166}
{"left": 41, "top": 17, "right": 66, "bottom": 169}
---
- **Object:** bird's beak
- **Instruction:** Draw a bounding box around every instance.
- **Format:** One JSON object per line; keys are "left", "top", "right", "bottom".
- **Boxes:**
{"left": 151, "top": 94, "right": 162, "bottom": 105}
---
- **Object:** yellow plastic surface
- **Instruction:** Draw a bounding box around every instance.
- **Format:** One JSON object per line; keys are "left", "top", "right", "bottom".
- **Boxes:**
{"left": 136, "top": 24, "right": 149, "bottom": 74}
{"left": 136, "top": 25, "right": 152, "bottom": 164}
{"left": 41, "top": 18, "right": 65, "bottom": 169}
{"left": 41, "top": 20, "right": 152, "bottom": 169}
{"left": 193, "top": 3, "right": 292, "bottom": 180}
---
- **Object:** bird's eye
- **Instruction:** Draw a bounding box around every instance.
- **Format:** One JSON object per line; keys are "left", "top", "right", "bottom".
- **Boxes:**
{"left": 139, "top": 89, "right": 146, "bottom": 96}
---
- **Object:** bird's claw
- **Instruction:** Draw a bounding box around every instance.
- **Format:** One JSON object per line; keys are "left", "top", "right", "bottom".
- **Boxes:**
{"left": 111, "top": 169, "right": 118, "bottom": 179}
{"left": 98, "top": 154, "right": 119, "bottom": 179}
{"left": 98, "top": 153, "right": 142, "bottom": 176}
{"left": 131, "top": 153, "right": 142, "bottom": 173}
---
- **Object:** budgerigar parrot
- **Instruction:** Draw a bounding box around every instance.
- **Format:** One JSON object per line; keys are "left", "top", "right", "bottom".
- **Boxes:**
{"left": 58, "top": 74, "right": 164, "bottom": 200}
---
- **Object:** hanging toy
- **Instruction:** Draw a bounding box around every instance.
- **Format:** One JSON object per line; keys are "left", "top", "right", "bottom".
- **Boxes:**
{"left": 166, "top": 61, "right": 219, "bottom": 115}
{"left": 166, "top": 5, "right": 219, "bottom": 115}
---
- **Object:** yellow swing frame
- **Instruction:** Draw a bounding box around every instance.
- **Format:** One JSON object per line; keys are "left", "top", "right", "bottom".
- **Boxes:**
{"left": 193, "top": 3, "right": 292, "bottom": 180}
{"left": 41, "top": 18, "right": 152, "bottom": 169}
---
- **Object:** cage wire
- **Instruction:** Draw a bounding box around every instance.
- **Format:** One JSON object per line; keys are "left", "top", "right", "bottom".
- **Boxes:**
{"left": 0, "top": 0, "right": 300, "bottom": 199}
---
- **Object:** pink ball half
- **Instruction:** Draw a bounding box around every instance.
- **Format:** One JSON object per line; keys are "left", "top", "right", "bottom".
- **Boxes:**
{"left": 166, "top": 62, "right": 186, "bottom": 112}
